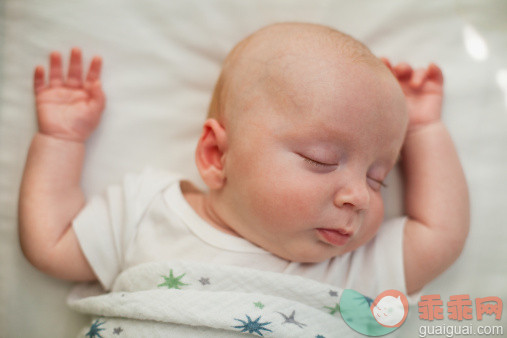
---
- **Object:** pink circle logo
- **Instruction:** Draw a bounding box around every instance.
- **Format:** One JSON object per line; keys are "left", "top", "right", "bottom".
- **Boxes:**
{"left": 370, "top": 289, "right": 409, "bottom": 327}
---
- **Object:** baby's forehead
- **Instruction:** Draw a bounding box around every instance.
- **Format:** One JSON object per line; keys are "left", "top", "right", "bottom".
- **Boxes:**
{"left": 214, "top": 23, "right": 393, "bottom": 126}
{"left": 243, "top": 54, "right": 388, "bottom": 115}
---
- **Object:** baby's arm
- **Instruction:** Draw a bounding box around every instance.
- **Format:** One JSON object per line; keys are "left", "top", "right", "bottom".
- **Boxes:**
{"left": 18, "top": 48, "right": 104, "bottom": 282}
{"left": 383, "top": 60, "right": 470, "bottom": 294}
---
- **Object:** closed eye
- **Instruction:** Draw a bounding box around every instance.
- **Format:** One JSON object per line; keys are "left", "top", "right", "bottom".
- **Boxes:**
{"left": 367, "top": 177, "right": 387, "bottom": 189}
{"left": 298, "top": 154, "right": 337, "bottom": 167}
{"left": 298, "top": 153, "right": 388, "bottom": 189}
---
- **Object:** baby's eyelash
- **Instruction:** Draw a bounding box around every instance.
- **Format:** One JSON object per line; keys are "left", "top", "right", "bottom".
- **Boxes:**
{"left": 303, "top": 157, "right": 326, "bottom": 167}
{"left": 368, "top": 177, "right": 388, "bottom": 188}
{"left": 299, "top": 153, "right": 388, "bottom": 188}
{"left": 300, "top": 155, "right": 336, "bottom": 167}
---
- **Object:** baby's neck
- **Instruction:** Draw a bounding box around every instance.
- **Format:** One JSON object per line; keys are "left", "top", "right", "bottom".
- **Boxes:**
{"left": 181, "top": 181, "right": 240, "bottom": 237}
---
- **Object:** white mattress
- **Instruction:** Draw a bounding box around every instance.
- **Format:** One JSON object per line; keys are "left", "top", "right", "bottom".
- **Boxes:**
{"left": 1, "top": 0, "right": 506, "bottom": 336}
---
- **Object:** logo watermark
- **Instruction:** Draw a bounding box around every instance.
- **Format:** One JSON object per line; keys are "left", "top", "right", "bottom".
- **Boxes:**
{"left": 417, "top": 294, "right": 503, "bottom": 337}
{"left": 419, "top": 324, "right": 503, "bottom": 337}
{"left": 339, "top": 289, "right": 409, "bottom": 336}
{"left": 372, "top": 289, "right": 409, "bottom": 328}
{"left": 338, "top": 291, "right": 504, "bottom": 337}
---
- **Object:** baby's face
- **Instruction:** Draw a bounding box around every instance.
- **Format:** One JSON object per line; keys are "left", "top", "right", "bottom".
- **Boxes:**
{"left": 218, "top": 53, "right": 407, "bottom": 262}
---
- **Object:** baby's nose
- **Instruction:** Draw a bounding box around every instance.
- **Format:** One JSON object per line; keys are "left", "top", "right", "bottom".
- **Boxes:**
{"left": 333, "top": 178, "right": 370, "bottom": 211}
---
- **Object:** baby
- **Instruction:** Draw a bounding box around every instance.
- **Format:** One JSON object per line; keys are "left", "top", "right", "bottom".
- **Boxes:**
{"left": 19, "top": 23, "right": 469, "bottom": 299}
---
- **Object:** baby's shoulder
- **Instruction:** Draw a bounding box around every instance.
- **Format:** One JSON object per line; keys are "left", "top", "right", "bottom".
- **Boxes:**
{"left": 119, "top": 166, "right": 183, "bottom": 212}
{"left": 123, "top": 166, "right": 182, "bottom": 193}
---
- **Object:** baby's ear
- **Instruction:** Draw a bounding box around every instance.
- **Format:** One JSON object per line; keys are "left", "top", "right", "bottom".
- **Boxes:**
{"left": 195, "top": 119, "right": 228, "bottom": 190}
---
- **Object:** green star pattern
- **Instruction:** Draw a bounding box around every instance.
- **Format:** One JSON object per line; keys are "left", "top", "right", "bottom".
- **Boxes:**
{"left": 324, "top": 303, "right": 341, "bottom": 315}
{"left": 158, "top": 269, "right": 189, "bottom": 289}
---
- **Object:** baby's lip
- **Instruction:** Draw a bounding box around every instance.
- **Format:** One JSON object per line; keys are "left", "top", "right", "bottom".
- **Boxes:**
{"left": 316, "top": 227, "right": 353, "bottom": 246}
{"left": 320, "top": 227, "right": 354, "bottom": 236}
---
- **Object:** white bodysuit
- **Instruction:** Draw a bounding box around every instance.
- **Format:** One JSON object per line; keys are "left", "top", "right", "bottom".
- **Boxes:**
{"left": 73, "top": 167, "right": 408, "bottom": 299}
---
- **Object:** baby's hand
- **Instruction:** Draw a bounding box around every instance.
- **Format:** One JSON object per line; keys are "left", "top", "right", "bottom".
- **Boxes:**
{"left": 34, "top": 48, "right": 105, "bottom": 142}
{"left": 382, "top": 59, "right": 443, "bottom": 132}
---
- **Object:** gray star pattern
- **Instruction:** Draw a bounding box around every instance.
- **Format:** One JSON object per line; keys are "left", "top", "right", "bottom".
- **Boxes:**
{"left": 199, "top": 277, "right": 210, "bottom": 285}
{"left": 329, "top": 290, "right": 338, "bottom": 297}
{"left": 277, "top": 310, "right": 306, "bottom": 328}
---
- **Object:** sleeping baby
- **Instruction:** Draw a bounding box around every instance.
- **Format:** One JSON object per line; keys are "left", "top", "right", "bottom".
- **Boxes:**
{"left": 19, "top": 22, "right": 469, "bottom": 309}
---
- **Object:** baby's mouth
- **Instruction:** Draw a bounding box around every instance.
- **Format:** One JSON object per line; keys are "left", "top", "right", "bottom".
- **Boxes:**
{"left": 316, "top": 228, "right": 352, "bottom": 246}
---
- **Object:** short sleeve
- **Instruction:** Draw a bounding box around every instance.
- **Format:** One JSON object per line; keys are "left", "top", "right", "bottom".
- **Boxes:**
{"left": 370, "top": 216, "right": 422, "bottom": 304}
{"left": 72, "top": 167, "right": 181, "bottom": 290}
{"left": 369, "top": 217, "right": 408, "bottom": 296}
{"left": 72, "top": 183, "right": 124, "bottom": 290}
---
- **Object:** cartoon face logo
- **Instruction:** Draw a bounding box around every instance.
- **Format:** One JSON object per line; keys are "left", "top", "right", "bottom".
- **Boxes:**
{"left": 371, "top": 290, "right": 409, "bottom": 328}
{"left": 340, "top": 289, "right": 409, "bottom": 335}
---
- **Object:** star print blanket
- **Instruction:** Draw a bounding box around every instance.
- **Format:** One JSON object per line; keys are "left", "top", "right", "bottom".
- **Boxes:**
{"left": 67, "top": 261, "right": 360, "bottom": 337}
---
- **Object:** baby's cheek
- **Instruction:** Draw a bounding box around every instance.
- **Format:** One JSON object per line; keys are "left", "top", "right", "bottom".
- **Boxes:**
{"left": 361, "top": 196, "right": 385, "bottom": 239}
{"left": 257, "top": 176, "right": 320, "bottom": 226}
{"left": 371, "top": 196, "right": 384, "bottom": 224}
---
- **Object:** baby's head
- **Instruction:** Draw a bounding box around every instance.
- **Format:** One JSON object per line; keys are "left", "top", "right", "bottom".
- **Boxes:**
{"left": 195, "top": 23, "right": 408, "bottom": 262}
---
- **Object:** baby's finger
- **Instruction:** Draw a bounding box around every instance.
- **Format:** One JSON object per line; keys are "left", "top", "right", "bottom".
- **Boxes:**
{"left": 86, "top": 56, "right": 102, "bottom": 83}
{"left": 410, "top": 68, "right": 427, "bottom": 88}
{"left": 393, "top": 62, "right": 413, "bottom": 80}
{"left": 89, "top": 81, "right": 106, "bottom": 112}
{"left": 34, "top": 66, "right": 46, "bottom": 94}
{"left": 380, "top": 57, "right": 393, "bottom": 71}
{"left": 49, "top": 51, "right": 64, "bottom": 87}
{"left": 67, "top": 47, "right": 83, "bottom": 88}
{"left": 427, "top": 63, "right": 444, "bottom": 84}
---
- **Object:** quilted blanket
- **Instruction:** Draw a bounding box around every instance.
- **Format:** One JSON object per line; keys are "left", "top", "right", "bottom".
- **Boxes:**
{"left": 67, "top": 261, "right": 364, "bottom": 337}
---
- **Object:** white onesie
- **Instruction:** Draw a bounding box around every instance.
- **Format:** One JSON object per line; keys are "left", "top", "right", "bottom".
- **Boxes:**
{"left": 73, "top": 167, "right": 408, "bottom": 299}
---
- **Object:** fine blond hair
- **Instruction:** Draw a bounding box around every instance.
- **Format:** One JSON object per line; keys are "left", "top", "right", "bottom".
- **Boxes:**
{"left": 207, "top": 22, "right": 383, "bottom": 123}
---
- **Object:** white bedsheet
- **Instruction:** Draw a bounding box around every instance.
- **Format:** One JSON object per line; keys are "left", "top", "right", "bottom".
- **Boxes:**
{"left": 1, "top": 0, "right": 506, "bottom": 336}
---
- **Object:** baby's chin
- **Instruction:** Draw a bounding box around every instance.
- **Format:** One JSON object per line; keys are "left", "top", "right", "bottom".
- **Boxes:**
{"left": 271, "top": 241, "right": 356, "bottom": 263}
